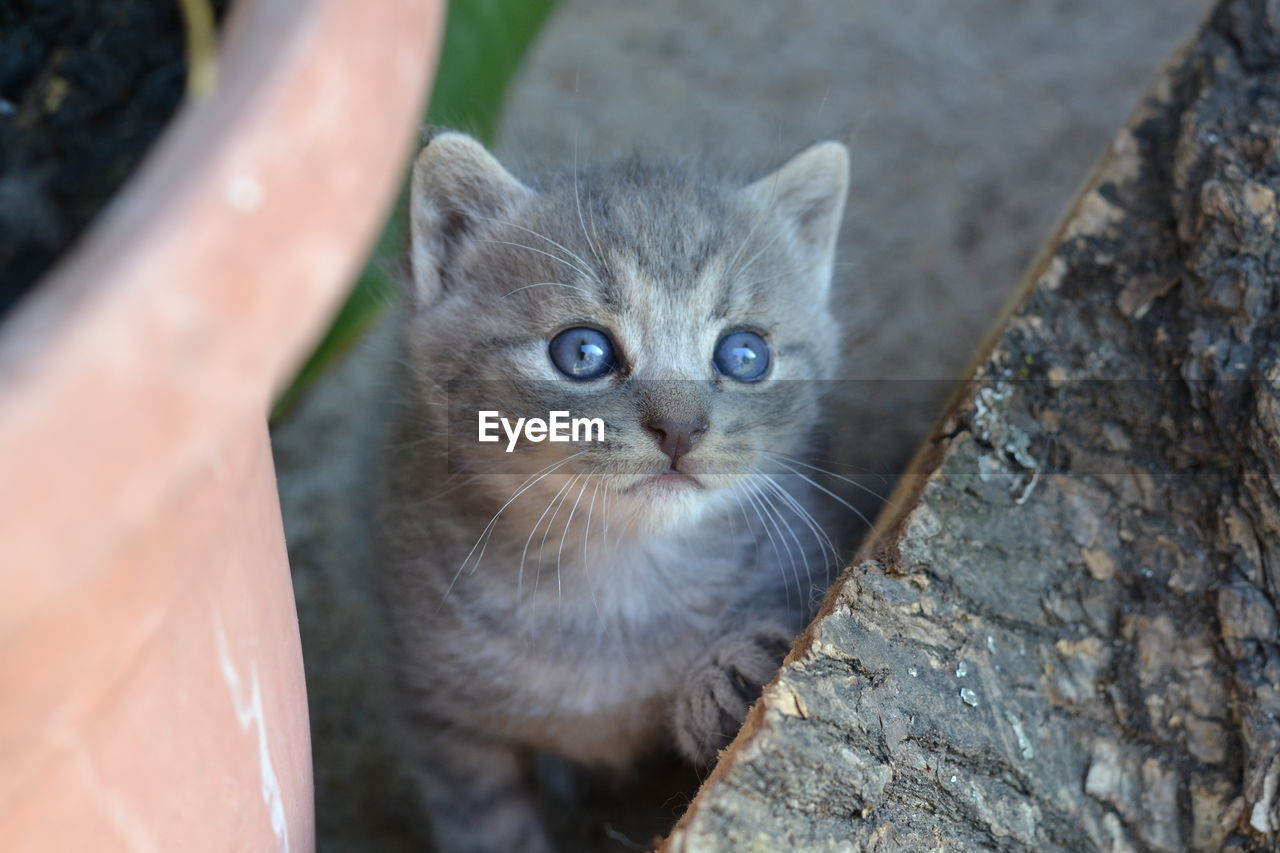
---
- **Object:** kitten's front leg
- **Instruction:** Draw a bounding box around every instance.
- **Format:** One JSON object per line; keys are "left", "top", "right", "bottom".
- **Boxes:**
{"left": 403, "top": 720, "right": 552, "bottom": 853}
{"left": 669, "top": 622, "right": 795, "bottom": 766}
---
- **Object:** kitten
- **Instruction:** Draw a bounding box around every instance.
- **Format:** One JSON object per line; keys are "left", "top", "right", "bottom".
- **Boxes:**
{"left": 376, "top": 130, "right": 851, "bottom": 852}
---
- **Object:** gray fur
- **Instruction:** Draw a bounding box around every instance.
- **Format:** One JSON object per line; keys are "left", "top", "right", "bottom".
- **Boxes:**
{"left": 376, "top": 131, "right": 851, "bottom": 851}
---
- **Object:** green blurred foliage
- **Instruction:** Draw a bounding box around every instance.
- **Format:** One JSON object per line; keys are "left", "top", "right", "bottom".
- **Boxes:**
{"left": 272, "top": 0, "right": 559, "bottom": 421}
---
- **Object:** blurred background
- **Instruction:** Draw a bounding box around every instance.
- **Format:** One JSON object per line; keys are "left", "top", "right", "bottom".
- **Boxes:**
{"left": 494, "top": 0, "right": 1213, "bottom": 473}
{"left": 275, "top": 0, "right": 1213, "bottom": 849}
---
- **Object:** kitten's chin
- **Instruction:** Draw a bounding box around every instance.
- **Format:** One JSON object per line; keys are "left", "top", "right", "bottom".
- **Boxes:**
{"left": 613, "top": 470, "right": 739, "bottom": 533}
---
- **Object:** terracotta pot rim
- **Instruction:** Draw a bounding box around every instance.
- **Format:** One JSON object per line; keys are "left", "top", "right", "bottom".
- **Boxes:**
{"left": 0, "top": 0, "right": 443, "bottom": 637}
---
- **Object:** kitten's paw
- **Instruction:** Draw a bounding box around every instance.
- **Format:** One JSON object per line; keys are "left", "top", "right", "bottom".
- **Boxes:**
{"left": 670, "top": 623, "right": 794, "bottom": 765}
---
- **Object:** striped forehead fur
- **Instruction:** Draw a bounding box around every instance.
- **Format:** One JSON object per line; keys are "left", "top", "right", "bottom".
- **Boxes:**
{"left": 402, "top": 131, "right": 849, "bottom": 513}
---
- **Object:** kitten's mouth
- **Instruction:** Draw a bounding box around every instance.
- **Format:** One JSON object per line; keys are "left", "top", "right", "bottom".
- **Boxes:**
{"left": 627, "top": 468, "right": 703, "bottom": 494}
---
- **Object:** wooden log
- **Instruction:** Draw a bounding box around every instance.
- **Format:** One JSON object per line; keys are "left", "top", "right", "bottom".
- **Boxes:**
{"left": 666, "top": 1, "right": 1280, "bottom": 849}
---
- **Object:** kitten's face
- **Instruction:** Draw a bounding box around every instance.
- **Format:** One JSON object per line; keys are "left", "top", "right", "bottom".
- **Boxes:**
{"left": 404, "top": 133, "right": 848, "bottom": 532}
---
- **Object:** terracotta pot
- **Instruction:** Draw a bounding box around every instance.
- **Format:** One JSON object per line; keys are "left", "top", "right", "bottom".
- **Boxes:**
{"left": 0, "top": 1, "right": 442, "bottom": 849}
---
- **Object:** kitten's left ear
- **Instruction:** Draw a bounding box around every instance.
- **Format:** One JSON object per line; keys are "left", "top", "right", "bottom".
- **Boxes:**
{"left": 745, "top": 141, "right": 849, "bottom": 259}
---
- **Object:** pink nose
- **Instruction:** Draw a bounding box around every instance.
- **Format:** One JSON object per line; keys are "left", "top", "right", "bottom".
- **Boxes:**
{"left": 643, "top": 417, "right": 708, "bottom": 464}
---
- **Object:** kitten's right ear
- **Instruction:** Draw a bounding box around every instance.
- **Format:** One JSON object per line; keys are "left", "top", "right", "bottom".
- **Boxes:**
{"left": 408, "top": 131, "right": 532, "bottom": 307}
{"left": 745, "top": 141, "right": 849, "bottom": 263}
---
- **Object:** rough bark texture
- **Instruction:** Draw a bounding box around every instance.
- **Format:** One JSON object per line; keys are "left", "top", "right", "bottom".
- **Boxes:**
{"left": 666, "top": 2, "right": 1280, "bottom": 850}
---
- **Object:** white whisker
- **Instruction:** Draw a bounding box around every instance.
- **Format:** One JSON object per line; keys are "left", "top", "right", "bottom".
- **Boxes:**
{"left": 732, "top": 223, "right": 789, "bottom": 283}
{"left": 582, "top": 476, "right": 604, "bottom": 621}
{"left": 527, "top": 472, "right": 584, "bottom": 638}
{"left": 757, "top": 472, "right": 840, "bottom": 576}
{"left": 557, "top": 475, "right": 593, "bottom": 620}
{"left": 737, "top": 479, "right": 796, "bottom": 620}
{"left": 520, "top": 471, "right": 581, "bottom": 604}
{"left": 755, "top": 470, "right": 840, "bottom": 600}
{"left": 476, "top": 238, "right": 596, "bottom": 283}
{"left": 745, "top": 476, "right": 807, "bottom": 611}
{"left": 574, "top": 134, "right": 607, "bottom": 270}
{"left": 439, "top": 451, "right": 585, "bottom": 609}
{"left": 725, "top": 158, "right": 784, "bottom": 280}
{"left": 463, "top": 209, "right": 601, "bottom": 283}
{"left": 502, "top": 281, "right": 593, "bottom": 300}
{"left": 763, "top": 456, "right": 875, "bottom": 529}
{"left": 762, "top": 450, "right": 891, "bottom": 506}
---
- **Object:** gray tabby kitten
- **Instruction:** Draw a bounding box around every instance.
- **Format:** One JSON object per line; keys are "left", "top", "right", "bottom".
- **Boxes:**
{"left": 377, "top": 130, "right": 850, "bottom": 852}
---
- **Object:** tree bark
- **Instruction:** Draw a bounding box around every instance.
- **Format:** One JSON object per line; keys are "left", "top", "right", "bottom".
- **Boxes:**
{"left": 666, "top": 2, "right": 1280, "bottom": 850}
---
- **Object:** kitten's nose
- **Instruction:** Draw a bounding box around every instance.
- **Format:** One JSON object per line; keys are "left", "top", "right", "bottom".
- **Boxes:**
{"left": 643, "top": 417, "right": 708, "bottom": 464}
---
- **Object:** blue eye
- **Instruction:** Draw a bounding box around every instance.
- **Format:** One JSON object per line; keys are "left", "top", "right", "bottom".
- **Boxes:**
{"left": 713, "top": 330, "right": 770, "bottom": 382}
{"left": 549, "top": 327, "right": 617, "bottom": 380}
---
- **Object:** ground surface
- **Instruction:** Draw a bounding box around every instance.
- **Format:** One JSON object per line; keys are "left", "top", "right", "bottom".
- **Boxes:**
{"left": 275, "top": 1, "right": 1212, "bottom": 849}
